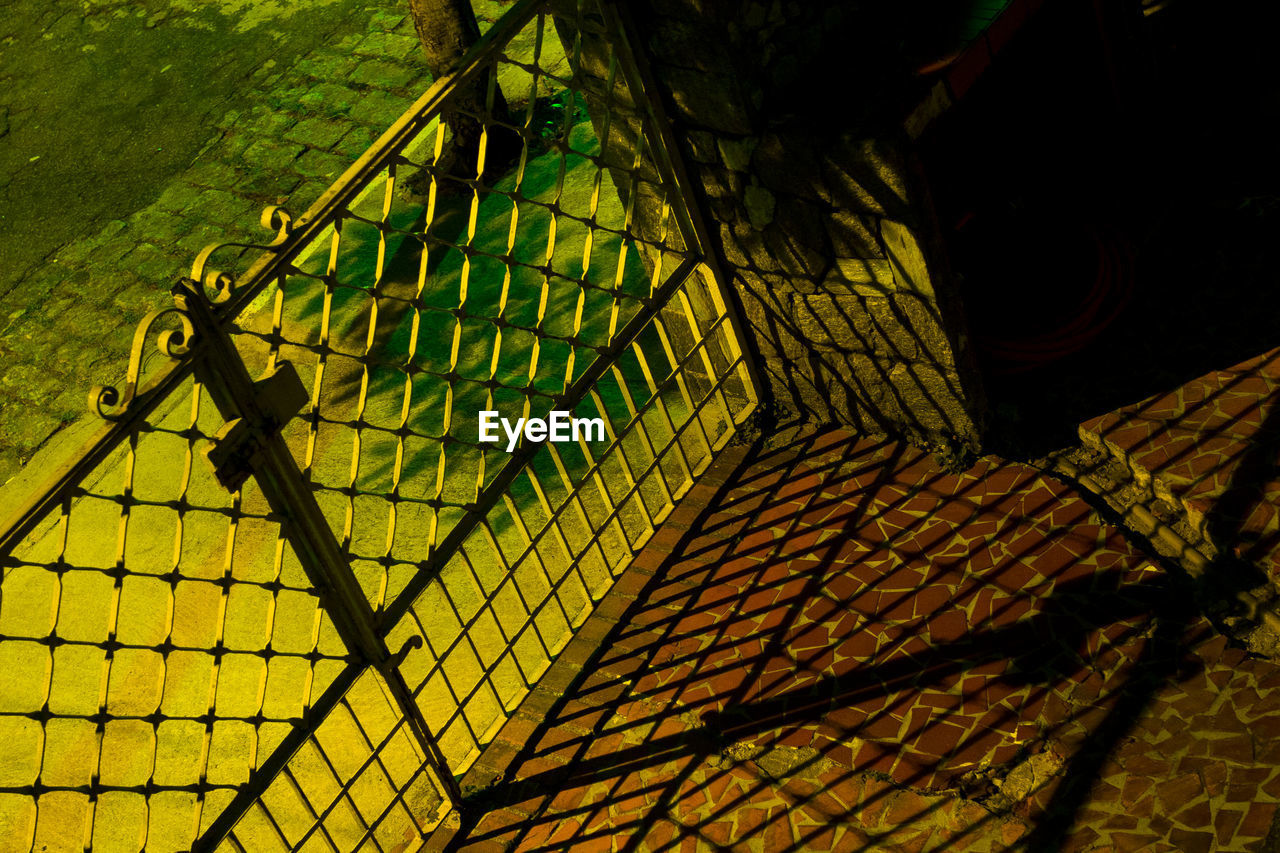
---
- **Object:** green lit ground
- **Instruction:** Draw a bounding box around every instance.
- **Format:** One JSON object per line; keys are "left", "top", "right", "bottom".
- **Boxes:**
{"left": 0, "top": 0, "right": 408, "bottom": 291}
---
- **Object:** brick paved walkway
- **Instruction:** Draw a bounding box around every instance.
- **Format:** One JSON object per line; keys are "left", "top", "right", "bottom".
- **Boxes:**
{"left": 449, "top": 430, "right": 1280, "bottom": 852}
{"left": 1080, "top": 347, "right": 1280, "bottom": 583}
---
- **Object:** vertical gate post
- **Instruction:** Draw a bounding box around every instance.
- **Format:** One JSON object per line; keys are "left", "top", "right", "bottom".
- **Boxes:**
{"left": 173, "top": 278, "right": 464, "bottom": 806}
{"left": 599, "top": 0, "right": 767, "bottom": 406}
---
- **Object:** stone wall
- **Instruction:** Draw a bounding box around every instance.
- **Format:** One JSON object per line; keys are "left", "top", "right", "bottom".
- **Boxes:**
{"left": 554, "top": 0, "right": 987, "bottom": 453}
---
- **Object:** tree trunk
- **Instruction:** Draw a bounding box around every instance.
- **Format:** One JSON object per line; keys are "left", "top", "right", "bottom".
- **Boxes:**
{"left": 407, "top": 0, "right": 482, "bottom": 76}
{"left": 406, "top": 0, "right": 522, "bottom": 186}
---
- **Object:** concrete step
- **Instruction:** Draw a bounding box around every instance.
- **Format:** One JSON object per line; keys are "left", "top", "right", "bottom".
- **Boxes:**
{"left": 1077, "top": 347, "right": 1280, "bottom": 582}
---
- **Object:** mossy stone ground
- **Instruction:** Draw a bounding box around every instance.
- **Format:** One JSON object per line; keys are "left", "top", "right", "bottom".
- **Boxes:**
{"left": 0, "top": 0, "right": 524, "bottom": 483}
{"left": 0, "top": 0, "right": 392, "bottom": 292}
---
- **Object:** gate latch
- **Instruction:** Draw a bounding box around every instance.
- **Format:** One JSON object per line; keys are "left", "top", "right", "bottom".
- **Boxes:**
{"left": 204, "top": 361, "right": 310, "bottom": 492}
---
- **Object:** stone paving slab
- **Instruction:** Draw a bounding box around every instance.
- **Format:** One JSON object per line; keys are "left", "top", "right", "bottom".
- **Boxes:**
{"left": 448, "top": 430, "right": 1280, "bottom": 852}
{"left": 1079, "top": 346, "right": 1280, "bottom": 580}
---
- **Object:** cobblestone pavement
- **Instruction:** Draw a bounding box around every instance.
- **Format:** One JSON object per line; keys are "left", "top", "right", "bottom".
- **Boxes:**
{"left": 1080, "top": 347, "right": 1280, "bottom": 583}
{"left": 0, "top": 0, "right": 518, "bottom": 483}
{"left": 450, "top": 430, "right": 1280, "bottom": 852}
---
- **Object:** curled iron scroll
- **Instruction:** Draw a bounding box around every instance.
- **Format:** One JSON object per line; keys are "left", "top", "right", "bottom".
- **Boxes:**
{"left": 189, "top": 205, "right": 295, "bottom": 305}
{"left": 89, "top": 307, "right": 197, "bottom": 420}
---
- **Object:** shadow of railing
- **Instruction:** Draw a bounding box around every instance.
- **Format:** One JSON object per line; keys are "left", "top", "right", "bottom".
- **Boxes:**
{"left": 448, "top": 425, "right": 1271, "bottom": 851}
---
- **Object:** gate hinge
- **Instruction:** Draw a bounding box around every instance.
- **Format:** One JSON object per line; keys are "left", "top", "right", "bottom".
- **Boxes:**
{"left": 204, "top": 361, "right": 309, "bottom": 492}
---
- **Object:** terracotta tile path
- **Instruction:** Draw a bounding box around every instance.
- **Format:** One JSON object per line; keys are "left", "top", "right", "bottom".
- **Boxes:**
{"left": 1079, "top": 346, "right": 1280, "bottom": 580}
{"left": 447, "top": 430, "right": 1280, "bottom": 852}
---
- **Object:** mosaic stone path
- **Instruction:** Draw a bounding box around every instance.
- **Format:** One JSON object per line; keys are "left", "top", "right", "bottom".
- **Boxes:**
{"left": 1079, "top": 346, "right": 1280, "bottom": 580}
{"left": 447, "top": 430, "right": 1280, "bottom": 852}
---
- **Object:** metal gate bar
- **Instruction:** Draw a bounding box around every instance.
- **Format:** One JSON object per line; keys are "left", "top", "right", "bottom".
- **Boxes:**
{"left": 390, "top": 275, "right": 752, "bottom": 755}
{"left": 176, "top": 280, "right": 459, "bottom": 799}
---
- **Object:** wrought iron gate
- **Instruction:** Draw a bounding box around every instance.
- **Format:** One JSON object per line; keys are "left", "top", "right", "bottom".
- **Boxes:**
{"left": 0, "top": 1, "right": 757, "bottom": 850}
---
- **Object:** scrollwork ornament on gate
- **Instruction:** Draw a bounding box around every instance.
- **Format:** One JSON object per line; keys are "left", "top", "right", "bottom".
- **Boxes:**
{"left": 88, "top": 306, "right": 197, "bottom": 420}
{"left": 189, "top": 204, "right": 295, "bottom": 305}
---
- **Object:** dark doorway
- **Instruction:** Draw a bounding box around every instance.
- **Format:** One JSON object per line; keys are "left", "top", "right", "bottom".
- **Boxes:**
{"left": 918, "top": 0, "right": 1280, "bottom": 456}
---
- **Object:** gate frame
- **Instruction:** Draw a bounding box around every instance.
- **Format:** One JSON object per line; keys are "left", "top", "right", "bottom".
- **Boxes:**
{"left": 0, "top": 1, "right": 763, "bottom": 848}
